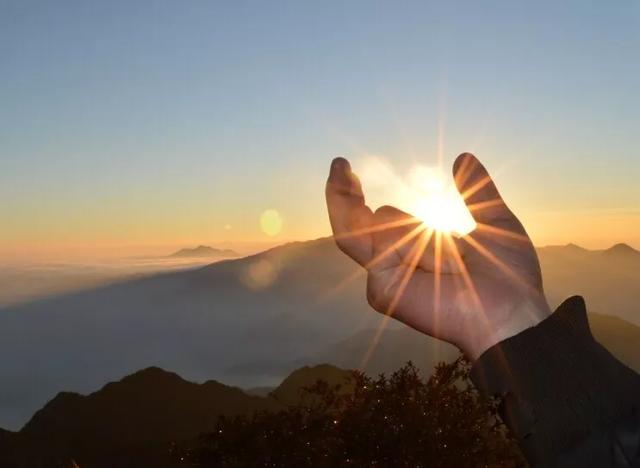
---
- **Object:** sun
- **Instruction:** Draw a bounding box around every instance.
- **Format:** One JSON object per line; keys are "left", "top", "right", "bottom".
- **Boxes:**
{"left": 359, "top": 158, "right": 476, "bottom": 236}
{"left": 403, "top": 166, "right": 476, "bottom": 236}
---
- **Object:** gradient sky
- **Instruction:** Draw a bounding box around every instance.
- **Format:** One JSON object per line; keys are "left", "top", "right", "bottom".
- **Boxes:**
{"left": 2, "top": 0, "right": 639, "bottom": 261}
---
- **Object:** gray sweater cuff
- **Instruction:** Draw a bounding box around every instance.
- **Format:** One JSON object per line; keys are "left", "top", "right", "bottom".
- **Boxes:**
{"left": 470, "top": 296, "right": 640, "bottom": 466}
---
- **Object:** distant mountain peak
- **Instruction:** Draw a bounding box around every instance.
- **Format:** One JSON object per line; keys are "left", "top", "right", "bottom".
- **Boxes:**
{"left": 169, "top": 245, "right": 239, "bottom": 258}
{"left": 602, "top": 243, "right": 639, "bottom": 256}
{"left": 270, "top": 364, "right": 353, "bottom": 405}
{"left": 19, "top": 365, "right": 283, "bottom": 445}
{"left": 535, "top": 242, "right": 591, "bottom": 255}
{"left": 119, "top": 366, "right": 184, "bottom": 385}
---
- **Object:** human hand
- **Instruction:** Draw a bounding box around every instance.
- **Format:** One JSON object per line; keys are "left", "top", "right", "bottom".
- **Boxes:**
{"left": 325, "top": 153, "right": 551, "bottom": 360}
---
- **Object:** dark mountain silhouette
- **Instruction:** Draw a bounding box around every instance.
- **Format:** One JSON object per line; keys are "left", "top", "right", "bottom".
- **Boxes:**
{"left": 269, "top": 364, "right": 352, "bottom": 406}
{"left": 0, "top": 238, "right": 638, "bottom": 465}
{"left": 243, "top": 386, "right": 275, "bottom": 397}
{"left": 0, "top": 429, "right": 20, "bottom": 468}
{"left": 0, "top": 428, "right": 15, "bottom": 446}
{"left": 0, "top": 238, "right": 377, "bottom": 430}
{"left": 0, "top": 364, "right": 365, "bottom": 468}
{"left": 0, "top": 366, "right": 286, "bottom": 468}
{"left": 169, "top": 245, "right": 238, "bottom": 258}
{"left": 0, "top": 238, "right": 638, "bottom": 431}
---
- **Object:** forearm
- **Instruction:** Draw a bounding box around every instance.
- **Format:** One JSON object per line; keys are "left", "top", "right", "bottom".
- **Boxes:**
{"left": 470, "top": 296, "right": 640, "bottom": 467}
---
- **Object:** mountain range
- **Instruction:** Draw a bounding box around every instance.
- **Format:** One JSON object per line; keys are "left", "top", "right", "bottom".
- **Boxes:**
{"left": 537, "top": 242, "right": 639, "bottom": 321}
{"left": 1, "top": 312, "right": 638, "bottom": 467}
{"left": 168, "top": 245, "right": 239, "bottom": 258}
{"left": 0, "top": 238, "right": 638, "bottom": 431}
{"left": 0, "top": 364, "right": 351, "bottom": 468}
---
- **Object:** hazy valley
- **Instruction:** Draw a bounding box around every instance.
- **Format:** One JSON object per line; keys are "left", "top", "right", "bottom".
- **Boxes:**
{"left": 0, "top": 238, "right": 639, "bottom": 433}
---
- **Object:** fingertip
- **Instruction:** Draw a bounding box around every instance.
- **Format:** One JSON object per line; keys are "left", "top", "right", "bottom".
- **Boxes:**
{"left": 452, "top": 152, "right": 477, "bottom": 177}
{"left": 451, "top": 154, "right": 512, "bottom": 223}
{"left": 330, "top": 157, "right": 351, "bottom": 176}
{"left": 452, "top": 152, "right": 495, "bottom": 196}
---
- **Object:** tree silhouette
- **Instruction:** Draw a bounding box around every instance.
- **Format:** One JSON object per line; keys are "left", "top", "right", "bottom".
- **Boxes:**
{"left": 175, "top": 358, "right": 525, "bottom": 467}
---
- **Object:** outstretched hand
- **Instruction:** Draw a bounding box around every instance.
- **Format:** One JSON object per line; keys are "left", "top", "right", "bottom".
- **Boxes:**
{"left": 326, "top": 153, "right": 551, "bottom": 360}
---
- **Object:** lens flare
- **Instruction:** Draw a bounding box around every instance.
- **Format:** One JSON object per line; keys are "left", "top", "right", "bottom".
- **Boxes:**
{"left": 260, "top": 209, "right": 283, "bottom": 236}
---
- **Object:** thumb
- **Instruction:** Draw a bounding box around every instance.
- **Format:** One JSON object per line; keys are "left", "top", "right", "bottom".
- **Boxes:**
{"left": 452, "top": 153, "right": 515, "bottom": 225}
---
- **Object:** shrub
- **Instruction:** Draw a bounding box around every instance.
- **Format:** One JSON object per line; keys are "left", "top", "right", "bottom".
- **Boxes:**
{"left": 174, "top": 358, "right": 525, "bottom": 468}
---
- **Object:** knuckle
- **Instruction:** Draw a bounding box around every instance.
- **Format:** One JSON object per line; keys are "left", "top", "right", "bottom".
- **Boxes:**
{"left": 373, "top": 205, "right": 401, "bottom": 221}
{"left": 374, "top": 205, "right": 394, "bottom": 216}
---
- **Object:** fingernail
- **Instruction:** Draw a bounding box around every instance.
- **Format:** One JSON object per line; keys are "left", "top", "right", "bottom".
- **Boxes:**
{"left": 330, "top": 157, "right": 351, "bottom": 180}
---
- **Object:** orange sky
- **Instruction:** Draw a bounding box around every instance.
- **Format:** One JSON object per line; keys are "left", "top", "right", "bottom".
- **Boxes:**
{"left": 3, "top": 3, "right": 639, "bottom": 263}
{"left": 2, "top": 158, "right": 638, "bottom": 264}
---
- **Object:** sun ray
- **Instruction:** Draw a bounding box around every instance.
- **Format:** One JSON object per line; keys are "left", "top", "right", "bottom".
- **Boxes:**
{"left": 332, "top": 217, "right": 420, "bottom": 241}
{"left": 429, "top": 231, "right": 444, "bottom": 364}
{"left": 462, "top": 234, "right": 544, "bottom": 336}
{"left": 378, "top": 227, "right": 434, "bottom": 310}
{"left": 461, "top": 174, "right": 493, "bottom": 202}
{"left": 465, "top": 198, "right": 505, "bottom": 213}
{"left": 433, "top": 230, "right": 443, "bottom": 331}
{"left": 461, "top": 235, "right": 538, "bottom": 297}
{"left": 453, "top": 152, "right": 476, "bottom": 189}
{"left": 474, "top": 222, "right": 530, "bottom": 243}
{"left": 359, "top": 228, "right": 430, "bottom": 371}
{"left": 318, "top": 223, "right": 426, "bottom": 302}
{"left": 445, "top": 234, "right": 524, "bottom": 396}
{"left": 366, "top": 223, "right": 426, "bottom": 271}
{"left": 383, "top": 94, "right": 419, "bottom": 165}
{"left": 436, "top": 101, "right": 445, "bottom": 170}
{"left": 443, "top": 233, "right": 484, "bottom": 313}
{"left": 442, "top": 232, "right": 513, "bottom": 372}
{"left": 459, "top": 235, "right": 545, "bottom": 361}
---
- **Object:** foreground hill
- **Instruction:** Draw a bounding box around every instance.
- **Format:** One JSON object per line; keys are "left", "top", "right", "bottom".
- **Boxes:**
{"left": 0, "top": 238, "right": 638, "bottom": 430}
{"left": 0, "top": 238, "right": 377, "bottom": 429}
{"left": 0, "top": 365, "right": 353, "bottom": 468}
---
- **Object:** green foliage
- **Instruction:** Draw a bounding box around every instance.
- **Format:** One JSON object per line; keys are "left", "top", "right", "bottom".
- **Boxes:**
{"left": 175, "top": 358, "right": 525, "bottom": 467}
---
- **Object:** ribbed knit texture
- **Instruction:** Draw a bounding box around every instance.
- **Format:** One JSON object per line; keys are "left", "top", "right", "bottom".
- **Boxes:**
{"left": 471, "top": 296, "right": 640, "bottom": 467}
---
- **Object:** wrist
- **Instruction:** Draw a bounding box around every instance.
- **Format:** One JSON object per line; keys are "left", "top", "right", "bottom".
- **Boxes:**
{"left": 465, "top": 294, "right": 552, "bottom": 361}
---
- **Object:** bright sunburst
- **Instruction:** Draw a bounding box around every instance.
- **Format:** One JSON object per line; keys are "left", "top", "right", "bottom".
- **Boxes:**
{"left": 327, "top": 157, "right": 527, "bottom": 372}
{"left": 359, "top": 157, "right": 476, "bottom": 236}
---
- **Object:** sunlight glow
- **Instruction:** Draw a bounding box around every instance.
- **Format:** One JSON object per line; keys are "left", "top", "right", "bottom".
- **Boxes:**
{"left": 360, "top": 228, "right": 431, "bottom": 371}
{"left": 359, "top": 157, "right": 476, "bottom": 236}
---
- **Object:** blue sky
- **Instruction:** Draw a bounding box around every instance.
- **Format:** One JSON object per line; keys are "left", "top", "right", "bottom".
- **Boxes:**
{"left": 1, "top": 1, "right": 639, "bottom": 257}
